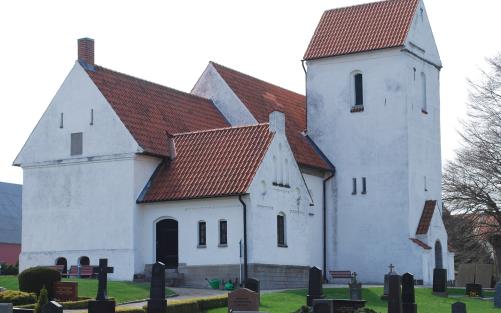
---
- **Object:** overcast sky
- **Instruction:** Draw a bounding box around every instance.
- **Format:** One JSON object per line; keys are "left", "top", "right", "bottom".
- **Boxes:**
{"left": 0, "top": 0, "right": 500, "bottom": 184}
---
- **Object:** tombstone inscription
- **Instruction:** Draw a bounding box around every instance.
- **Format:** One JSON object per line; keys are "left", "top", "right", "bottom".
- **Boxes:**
{"left": 432, "top": 268, "right": 448, "bottom": 296}
{"left": 41, "top": 301, "right": 63, "bottom": 313}
{"left": 147, "top": 262, "right": 167, "bottom": 313}
{"left": 451, "top": 301, "right": 466, "bottom": 313}
{"left": 227, "top": 288, "right": 259, "bottom": 313}
{"left": 53, "top": 281, "right": 78, "bottom": 302}
{"left": 401, "top": 273, "right": 417, "bottom": 313}
{"left": 88, "top": 259, "right": 116, "bottom": 313}
{"left": 388, "top": 275, "right": 402, "bottom": 313}
{"left": 495, "top": 282, "right": 501, "bottom": 308}
{"left": 307, "top": 267, "right": 324, "bottom": 306}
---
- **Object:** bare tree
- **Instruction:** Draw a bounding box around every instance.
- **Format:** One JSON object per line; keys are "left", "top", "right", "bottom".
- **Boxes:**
{"left": 443, "top": 54, "right": 501, "bottom": 274}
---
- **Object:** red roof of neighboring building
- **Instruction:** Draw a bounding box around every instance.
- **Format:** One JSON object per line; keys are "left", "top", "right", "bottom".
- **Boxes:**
{"left": 409, "top": 238, "right": 432, "bottom": 250}
{"left": 139, "top": 124, "right": 274, "bottom": 202}
{"left": 416, "top": 200, "right": 437, "bottom": 235}
{"left": 304, "top": 0, "right": 418, "bottom": 60}
{"left": 210, "top": 62, "right": 332, "bottom": 171}
{"left": 86, "top": 65, "right": 230, "bottom": 157}
{"left": 0, "top": 243, "right": 21, "bottom": 265}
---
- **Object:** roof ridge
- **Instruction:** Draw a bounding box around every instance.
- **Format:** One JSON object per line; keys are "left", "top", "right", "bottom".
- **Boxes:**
{"left": 209, "top": 61, "right": 305, "bottom": 98}
{"left": 91, "top": 64, "right": 213, "bottom": 103}
{"left": 323, "top": 0, "right": 413, "bottom": 13}
{"left": 172, "top": 122, "right": 269, "bottom": 137}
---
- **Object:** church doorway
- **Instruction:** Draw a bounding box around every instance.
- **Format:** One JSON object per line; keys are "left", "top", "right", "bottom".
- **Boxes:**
{"left": 156, "top": 219, "right": 178, "bottom": 268}
{"left": 435, "top": 240, "right": 443, "bottom": 269}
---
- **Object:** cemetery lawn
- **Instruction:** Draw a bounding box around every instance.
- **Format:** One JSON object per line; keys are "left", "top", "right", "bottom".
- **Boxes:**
{"left": 207, "top": 287, "right": 497, "bottom": 313}
{"left": 0, "top": 276, "right": 176, "bottom": 304}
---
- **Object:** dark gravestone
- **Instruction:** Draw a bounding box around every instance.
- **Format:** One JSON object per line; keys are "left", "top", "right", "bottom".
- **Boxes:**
{"left": 401, "top": 273, "right": 417, "bottom": 313}
{"left": 388, "top": 275, "right": 402, "bottom": 313}
{"left": 381, "top": 264, "right": 397, "bottom": 300}
{"left": 41, "top": 301, "right": 63, "bottom": 313}
{"left": 451, "top": 301, "right": 466, "bottom": 313}
{"left": 432, "top": 268, "right": 448, "bottom": 296}
{"left": 494, "top": 282, "right": 501, "bottom": 308}
{"left": 307, "top": 267, "right": 324, "bottom": 306}
{"left": 348, "top": 273, "right": 362, "bottom": 301}
{"left": 227, "top": 288, "right": 259, "bottom": 313}
{"left": 244, "top": 278, "right": 260, "bottom": 294}
{"left": 313, "top": 299, "right": 334, "bottom": 313}
{"left": 147, "top": 262, "right": 166, "bottom": 313}
{"left": 88, "top": 259, "right": 115, "bottom": 313}
{"left": 53, "top": 281, "right": 78, "bottom": 302}
{"left": 465, "top": 283, "right": 482, "bottom": 297}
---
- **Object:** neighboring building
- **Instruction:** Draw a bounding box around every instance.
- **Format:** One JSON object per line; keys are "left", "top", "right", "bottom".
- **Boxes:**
{"left": 0, "top": 182, "right": 22, "bottom": 265}
{"left": 14, "top": 0, "right": 453, "bottom": 287}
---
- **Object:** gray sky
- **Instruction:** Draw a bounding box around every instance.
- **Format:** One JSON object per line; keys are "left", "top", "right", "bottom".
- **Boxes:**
{"left": 1, "top": 0, "right": 500, "bottom": 184}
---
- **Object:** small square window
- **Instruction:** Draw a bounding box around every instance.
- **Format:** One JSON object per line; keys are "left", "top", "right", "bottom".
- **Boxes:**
{"left": 71, "top": 132, "right": 83, "bottom": 156}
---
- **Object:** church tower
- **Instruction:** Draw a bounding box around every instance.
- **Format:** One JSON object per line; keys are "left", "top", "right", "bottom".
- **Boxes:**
{"left": 304, "top": 0, "right": 454, "bottom": 283}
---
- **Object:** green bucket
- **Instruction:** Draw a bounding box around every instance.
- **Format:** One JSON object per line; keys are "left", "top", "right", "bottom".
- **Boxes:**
{"left": 207, "top": 279, "right": 220, "bottom": 289}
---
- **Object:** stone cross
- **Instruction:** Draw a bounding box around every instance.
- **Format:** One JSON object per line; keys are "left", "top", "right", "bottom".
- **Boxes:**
{"left": 389, "top": 264, "right": 395, "bottom": 273}
{"left": 451, "top": 301, "right": 466, "bottom": 313}
{"left": 495, "top": 282, "right": 501, "bottom": 308}
{"left": 94, "top": 258, "right": 114, "bottom": 301}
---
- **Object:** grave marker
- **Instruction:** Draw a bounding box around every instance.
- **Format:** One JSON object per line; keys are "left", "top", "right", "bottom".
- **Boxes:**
{"left": 451, "top": 301, "right": 466, "bottom": 313}
{"left": 88, "top": 259, "right": 116, "bottom": 313}
{"left": 312, "top": 299, "right": 333, "bottom": 313}
{"left": 41, "top": 301, "right": 63, "bottom": 313}
{"left": 388, "top": 275, "right": 402, "bottom": 313}
{"left": 53, "top": 281, "right": 78, "bottom": 302}
{"left": 348, "top": 272, "right": 362, "bottom": 301}
{"left": 227, "top": 288, "right": 259, "bottom": 313}
{"left": 494, "top": 282, "right": 501, "bottom": 308}
{"left": 401, "top": 273, "right": 417, "bottom": 313}
{"left": 307, "top": 267, "right": 324, "bottom": 306}
{"left": 381, "top": 264, "right": 397, "bottom": 300}
{"left": 432, "top": 268, "right": 448, "bottom": 296}
{"left": 465, "top": 283, "right": 482, "bottom": 297}
{"left": 147, "top": 262, "right": 167, "bottom": 313}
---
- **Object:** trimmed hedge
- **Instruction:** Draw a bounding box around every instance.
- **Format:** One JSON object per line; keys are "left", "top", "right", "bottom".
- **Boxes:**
{"left": 143, "top": 295, "right": 228, "bottom": 313}
{"left": 16, "top": 297, "right": 94, "bottom": 310}
{"left": 0, "top": 263, "right": 19, "bottom": 275}
{"left": 116, "top": 308, "right": 145, "bottom": 313}
{"left": 0, "top": 290, "right": 37, "bottom": 306}
{"left": 18, "top": 267, "right": 61, "bottom": 299}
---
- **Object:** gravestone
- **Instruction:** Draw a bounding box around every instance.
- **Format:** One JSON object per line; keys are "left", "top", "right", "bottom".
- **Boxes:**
{"left": 432, "top": 268, "right": 448, "bottom": 297}
{"left": 348, "top": 272, "right": 362, "bottom": 301}
{"left": 307, "top": 267, "right": 324, "bottom": 306}
{"left": 0, "top": 303, "right": 13, "bottom": 313}
{"left": 312, "top": 299, "right": 334, "bottom": 313}
{"left": 465, "top": 283, "right": 482, "bottom": 297}
{"left": 401, "top": 273, "right": 417, "bottom": 313}
{"left": 381, "top": 264, "right": 397, "bottom": 300}
{"left": 88, "top": 259, "right": 115, "bottom": 313}
{"left": 495, "top": 282, "right": 501, "bottom": 308}
{"left": 228, "top": 288, "right": 259, "bottom": 313}
{"left": 451, "top": 302, "right": 466, "bottom": 313}
{"left": 388, "top": 274, "right": 402, "bottom": 313}
{"left": 41, "top": 301, "right": 63, "bottom": 313}
{"left": 244, "top": 278, "right": 260, "bottom": 294}
{"left": 147, "top": 262, "right": 167, "bottom": 313}
{"left": 53, "top": 281, "right": 78, "bottom": 302}
{"left": 12, "top": 309, "right": 34, "bottom": 313}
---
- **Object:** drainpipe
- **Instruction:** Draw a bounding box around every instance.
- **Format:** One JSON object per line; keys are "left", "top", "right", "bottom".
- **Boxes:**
{"left": 323, "top": 172, "right": 335, "bottom": 281}
{"left": 239, "top": 195, "right": 248, "bottom": 283}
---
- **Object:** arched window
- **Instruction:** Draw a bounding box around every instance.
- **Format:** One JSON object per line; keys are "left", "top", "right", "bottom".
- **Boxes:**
{"left": 421, "top": 72, "right": 427, "bottom": 112}
{"left": 198, "top": 221, "right": 206, "bottom": 247}
{"left": 55, "top": 257, "right": 67, "bottom": 274}
{"left": 354, "top": 73, "right": 364, "bottom": 106}
{"left": 79, "top": 256, "right": 90, "bottom": 266}
{"left": 277, "top": 213, "right": 287, "bottom": 247}
{"left": 435, "top": 241, "right": 443, "bottom": 269}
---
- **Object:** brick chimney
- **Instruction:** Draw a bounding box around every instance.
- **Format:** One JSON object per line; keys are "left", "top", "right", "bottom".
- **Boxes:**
{"left": 78, "top": 38, "right": 94, "bottom": 65}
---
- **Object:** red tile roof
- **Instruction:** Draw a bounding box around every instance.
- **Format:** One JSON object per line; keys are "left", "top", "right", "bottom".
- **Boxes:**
{"left": 304, "top": 0, "right": 418, "bottom": 60}
{"left": 139, "top": 124, "right": 274, "bottom": 202}
{"left": 85, "top": 65, "right": 230, "bottom": 156}
{"left": 409, "top": 238, "right": 432, "bottom": 250}
{"left": 416, "top": 200, "right": 437, "bottom": 235}
{"left": 210, "top": 62, "right": 332, "bottom": 171}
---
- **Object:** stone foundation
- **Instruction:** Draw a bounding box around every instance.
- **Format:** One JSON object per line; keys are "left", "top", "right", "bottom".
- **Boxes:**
{"left": 177, "top": 263, "right": 309, "bottom": 289}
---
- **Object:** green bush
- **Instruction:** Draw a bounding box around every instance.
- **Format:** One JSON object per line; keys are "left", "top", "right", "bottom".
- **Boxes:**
{"left": 16, "top": 297, "right": 93, "bottom": 310}
{"left": 0, "top": 290, "right": 37, "bottom": 306}
{"left": 197, "top": 295, "right": 227, "bottom": 310}
{"left": 0, "top": 263, "right": 19, "bottom": 275}
{"left": 35, "top": 287, "right": 49, "bottom": 313}
{"left": 116, "top": 307, "right": 145, "bottom": 313}
{"left": 18, "top": 267, "right": 61, "bottom": 298}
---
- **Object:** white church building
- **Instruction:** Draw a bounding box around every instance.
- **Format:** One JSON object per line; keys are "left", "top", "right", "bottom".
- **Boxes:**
{"left": 14, "top": 0, "right": 454, "bottom": 288}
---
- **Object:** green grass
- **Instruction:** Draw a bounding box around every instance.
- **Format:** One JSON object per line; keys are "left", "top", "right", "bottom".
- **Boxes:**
{"left": 206, "top": 287, "right": 497, "bottom": 313}
{"left": 0, "top": 275, "right": 176, "bottom": 304}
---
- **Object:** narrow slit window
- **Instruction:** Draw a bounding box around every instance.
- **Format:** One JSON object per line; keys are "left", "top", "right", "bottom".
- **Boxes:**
{"left": 277, "top": 214, "right": 286, "bottom": 247}
{"left": 70, "top": 132, "right": 83, "bottom": 156}
{"left": 219, "top": 220, "right": 227, "bottom": 246}
{"left": 421, "top": 72, "right": 427, "bottom": 112}
{"left": 90, "top": 109, "right": 94, "bottom": 125}
{"left": 354, "top": 73, "right": 363, "bottom": 106}
{"left": 198, "top": 221, "right": 206, "bottom": 246}
{"left": 362, "top": 177, "right": 367, "bottom": 194}
{"left": 352, "top": 178, "right": 357, "bottom": 195}
{"left": 60, "top": 113, "right": 64, "bottom": 129}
